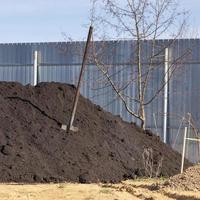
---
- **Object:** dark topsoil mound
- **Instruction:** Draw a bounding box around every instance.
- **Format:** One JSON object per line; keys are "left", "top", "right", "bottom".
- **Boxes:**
{"left": 167, "top": 165, "right": 200, "bottom": 191}
{"left": 0, "top": 82, "right": 191, "bottom": 183}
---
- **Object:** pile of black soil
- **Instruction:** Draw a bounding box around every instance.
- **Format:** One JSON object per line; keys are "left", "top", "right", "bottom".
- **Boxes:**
{"left": 0, "top": 82, "right": 191, "bottom": 183}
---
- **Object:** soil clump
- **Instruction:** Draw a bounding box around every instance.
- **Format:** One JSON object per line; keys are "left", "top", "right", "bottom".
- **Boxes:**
{"left": 167, "top": 165, "right": 200, "bottom": 191}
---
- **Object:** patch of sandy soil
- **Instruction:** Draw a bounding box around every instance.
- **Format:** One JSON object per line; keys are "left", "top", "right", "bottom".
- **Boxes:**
{"left": 0, "top": 179, "right": 200, "bottom": 200}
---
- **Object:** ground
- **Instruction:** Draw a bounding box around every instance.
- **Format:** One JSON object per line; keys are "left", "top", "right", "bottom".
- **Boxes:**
{"left": 0, "top": 179, "right": 200, "bottom": 200}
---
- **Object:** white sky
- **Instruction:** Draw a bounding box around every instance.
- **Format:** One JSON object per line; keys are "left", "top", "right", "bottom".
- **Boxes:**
{"left": 0, "top": 0, "right": 199, "bottom": 43}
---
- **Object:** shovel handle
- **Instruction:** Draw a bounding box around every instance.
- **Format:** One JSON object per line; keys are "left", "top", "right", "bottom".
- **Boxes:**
{"left": 67, "top": 26, "right": 93, "bottom": 133}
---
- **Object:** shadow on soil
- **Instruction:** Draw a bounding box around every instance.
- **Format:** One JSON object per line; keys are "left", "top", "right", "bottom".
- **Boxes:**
{"left": 164, "top": 192, "right": 200, "bottom": 200}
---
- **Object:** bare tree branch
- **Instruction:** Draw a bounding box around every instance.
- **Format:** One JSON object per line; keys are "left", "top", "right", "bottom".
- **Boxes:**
{"left": 90, "top": 0, "right": 189, "bottom": 129}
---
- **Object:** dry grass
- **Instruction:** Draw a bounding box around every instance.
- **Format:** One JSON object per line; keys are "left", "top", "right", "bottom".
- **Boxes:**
{"left": 0, "top": 179, "right": 199, "bottom": 200}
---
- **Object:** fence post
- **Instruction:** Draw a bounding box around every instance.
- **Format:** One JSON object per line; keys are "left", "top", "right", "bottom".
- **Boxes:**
{"left": 163, "top": 48, "right": 169, "bottom": 143}
{"left": 33, "top": 51, "right": 38, "bottom": 86}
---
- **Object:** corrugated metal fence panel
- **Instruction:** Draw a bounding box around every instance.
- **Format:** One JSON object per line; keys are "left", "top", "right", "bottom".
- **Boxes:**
{"left": 40, "top": 64, "right": 82, "bottom": 86}
{"left": 144, "top": 65, "right": 165, "bottom": 138}
{"left": 0, "top": 65, "right": 33, "bottom": 85}
{"left": 191, "top": 63, "right": 200, "bottom": 127}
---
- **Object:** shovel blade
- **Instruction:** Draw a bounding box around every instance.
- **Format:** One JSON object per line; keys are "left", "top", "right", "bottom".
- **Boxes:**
{"left": 70, "top": 126, "right": 79, "bottom": 132}
{"left": 61, "top": 124, "right": 79, "bottom": 132}
{"left": 61, "top": 124, "right": 67, "bottom": 131}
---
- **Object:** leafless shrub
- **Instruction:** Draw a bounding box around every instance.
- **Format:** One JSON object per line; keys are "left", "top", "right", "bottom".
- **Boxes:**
{"left": 142, "top": 147, "right": 163, "bottom": 178}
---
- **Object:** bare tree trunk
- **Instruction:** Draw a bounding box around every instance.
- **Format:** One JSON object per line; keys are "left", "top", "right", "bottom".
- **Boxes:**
{"left": 135, "top": 24, "right": 145, "bottom": 129}
{"left": 140, "top": 103, "right": 145, "bottom": 129}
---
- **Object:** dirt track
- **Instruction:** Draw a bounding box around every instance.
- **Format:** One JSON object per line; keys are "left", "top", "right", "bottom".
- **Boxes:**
{"left": 0, "top": 82, "right": 191, "bottom": 183}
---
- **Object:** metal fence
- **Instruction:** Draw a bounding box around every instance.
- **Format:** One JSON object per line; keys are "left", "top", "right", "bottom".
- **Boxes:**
{"left": 0, "top": 40, "right": 200, "bottom": 163}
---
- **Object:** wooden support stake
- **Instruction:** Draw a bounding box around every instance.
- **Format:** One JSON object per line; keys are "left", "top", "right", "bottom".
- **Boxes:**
{"left": 181, "top": 127, "right": 187, "bottom": 173}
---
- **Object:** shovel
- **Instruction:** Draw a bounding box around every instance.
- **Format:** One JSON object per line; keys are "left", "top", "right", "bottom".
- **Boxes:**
{"left": 61, "top": 26, "right": 93, "bottom": 133}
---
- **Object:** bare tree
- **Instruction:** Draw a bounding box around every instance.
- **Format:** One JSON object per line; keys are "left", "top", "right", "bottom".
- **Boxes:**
{"left": 90, "top": 0, "right": 190, "bottom": 129}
